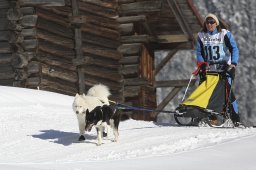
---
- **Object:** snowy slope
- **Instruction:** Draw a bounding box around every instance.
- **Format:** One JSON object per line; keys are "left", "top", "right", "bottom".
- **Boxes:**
{"left": 0, "top": 86, "right": 256, "bottom": 170}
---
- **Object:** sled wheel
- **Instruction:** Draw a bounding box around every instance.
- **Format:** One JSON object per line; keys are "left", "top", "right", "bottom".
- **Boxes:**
{"left": 174, "top": 114, "right": 194, "bottom": 126}
{"left": 206, "top": 114, "right": 226, "bottom": 127}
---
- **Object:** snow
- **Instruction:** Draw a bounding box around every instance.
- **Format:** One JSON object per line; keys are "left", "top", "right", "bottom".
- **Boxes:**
{"left": 1, "top": 86, "right": 256, "bottom": 170}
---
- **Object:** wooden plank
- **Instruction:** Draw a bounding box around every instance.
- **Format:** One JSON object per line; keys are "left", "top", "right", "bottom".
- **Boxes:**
{"left": 20, "top": 7, "right": 35, "bottom": 15}
{"left": 0, "top": 18, "right": 9, "bottom": 31}
{"left": 81, "top": 23, "right": 120, "bottom": 40}
{"left": 73, "top": 56, "right": 120, "bottom": 69}
{"left": 80, "top": 0, "right": 117, "bottom": 10}
{"left": 22, "top": 39, "right": 38, "bottom": 50}
{"left": 123, "top": 86, "right": 140, "bottom": 98}
{"left": 151, "top": 41, "right": 193, "bottom": 50}
{"left": 38, "top": 39, "right": 75, "bottom": 59}
{"left": 70, "top": 15, "right": 118, "bottom": 29}
{"left": 20, "top": 15, "right": 38, "bottom": 27}
{"left": 119, "top": 23, "right": 134, "bottom": 35}
{"left": 0, "top": 79, "right": 14, "bottom": 85}
{"left": 37, "top": 17, "right": 74, "bottom": 38}
{"left": 72, "top": 0, "right": 84, "bottom": 94}
{"left": 119, "top": 1, "right": 162, "bottom": 15}
{"left": 157, "top": 34, "right": 189, "bottom": 43}
{"left": 121, "top": 35, "right": 155, "bottom": 43}
{"left": 0, "top": 72, "right": 14, "bottom": 80}
{"left": 0, "top": 8, "right": 8, "bottom": 17}
{"left": 166, "top": 0, "right": 194, "bottom": 43}
{"left": 11, "top": 53, "right": 28, "bottom": 68}
{"left": 7, "top": 8, "right": 22, "bottom": 21}
{"left": 27, "top": 61, "right": 78, "bottom": 83}
{"left": 37, "top": 51, "right": 76, "bottom": 71}
{"left": 14, "top": 69, "right": 28, "bottom": 81}
{"left": 82, "top": 45, "right": 122, "bottom": 60}
{"left": 118, "top": 0, "right": 135, "bottom": 4}
{"left": 0, "top": 31, "right": 10, "bottom": 41}
{"left": 122, "top": 64, "right": 138, "bottom": 75}
{"left": 0, "top": 1, "right": 9, "bottom": 9}
{"left": 118, "top": 43, "right": 142, "bottom": 55}
{"left": 156, "top": 87, "right": 182, "bottom": 111}
{"left": 154, "top": 79, "right": 196, "bottom": 88}
{"left": 36, "top": 7, "right": 69, "bottom": 27}
{"left": 82, "top": 33, "right": 120, "bottom": 49}
{"left": 19, "top": 0, "right": 65, "bottom": 7}
{"left": 78, "top": 1, "right": 117, "bottom": 18}
{"left": 117, "top": 15, "right": 146, "bottom": 24}
{"left": 83, "top": 75, "right": 122, "bottom": 91}
{"left": 83, "top": 66, "right": 122, "bottom": 82}
{"left": 0, "top": 42, "right": 12, "bottom": 53}
{"left": 155, "top": 49, "right": 177, "bottom": 75}
{"left": 119, "top": 56, "right": 139, "bottom": 64}
{"left": 124, "top": 78, "right": 148, "bottom": 86}
{"left": 0, "top": 54, "right": 12, "bottom": 64}
{"left": 26, "top": 77, "right": 77, "bottom": 95}
{"left": 41, "top": 64, "right": 78, "bottom": 83}
{"left": 39, "top": 6, "right": 71, "bottom": 17}
{"left": 37, "top": 29, "right": 74, "bottom": 49}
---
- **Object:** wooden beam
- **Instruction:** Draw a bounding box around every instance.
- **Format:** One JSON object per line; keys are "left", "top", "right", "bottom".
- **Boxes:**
{"left": 154, "top": 79, "right": 196, "bottom": 88}
{"left": 18, "top": 0, "right": 65, "bottom": 6}
{"left": 117, "top": 15, "right": 146, "bottom": 24}
{"left": 157, "top": 33, "right": 198, "bottom": 43}
{"left": 72, "top": 0, "right": 84, "bottom": 94}
{"left": 119, "top": 1, "right": 162, "bottom": 15}
{"left": 157, "top": 34, "right": 188, "bottom": 43}
{"left": 119, "top": 23, "right": 134, "bottom": 35}
{"left": 156, "top": 87, "right": 182, "bottom": 111}
{"left": 155, "top": 49, "right": 177, "bottom": 75}
{"left": 121, "top": 35, "right": 155, "bottom": 43}
{"left": 151, "top": 42, "right": 193, "bottom": 50}
{"left": 73, "top": 56, "right": 120, "bottom": 69}
{"left": 118, "top": 43, "right": 142, "bottom": 55}
{"left": 166, "top": 0, "right": 195, "bottom": 43}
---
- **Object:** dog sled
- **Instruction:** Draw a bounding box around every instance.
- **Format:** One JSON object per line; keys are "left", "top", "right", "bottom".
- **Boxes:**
{"left": 174, "top": 63, "right": 236, "bottom": 128}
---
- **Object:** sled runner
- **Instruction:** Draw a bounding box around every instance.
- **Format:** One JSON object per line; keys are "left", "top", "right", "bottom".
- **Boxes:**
{"left": 174, "top": 69, "right": 235, "bottom": 128}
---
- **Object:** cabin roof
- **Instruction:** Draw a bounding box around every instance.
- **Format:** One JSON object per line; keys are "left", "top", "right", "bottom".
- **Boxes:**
{"left": 118, "top": 0, "right": 203, "bottom": 50}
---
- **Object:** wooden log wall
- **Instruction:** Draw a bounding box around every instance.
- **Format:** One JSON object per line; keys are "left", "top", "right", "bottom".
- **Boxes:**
{"left": 69, "top": 0, "right": 123, "bottom": 101}
{"left": 117, "top": 1, "right": 157, "bottom": 121}
{"left": 0, "top": 0, "right": 15, "bottom": 85}
{"left": 1, "top": 0, "right": 122, "bottom": 98}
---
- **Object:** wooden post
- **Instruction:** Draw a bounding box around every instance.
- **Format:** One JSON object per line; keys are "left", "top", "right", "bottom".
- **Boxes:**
{"left": 72, "top": 0, "right": 84, "bottom": 94}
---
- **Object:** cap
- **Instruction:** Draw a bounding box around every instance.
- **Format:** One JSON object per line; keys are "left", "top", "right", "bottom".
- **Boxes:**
{"left": 205, "top": 13, "right": 219, "bottom": 26}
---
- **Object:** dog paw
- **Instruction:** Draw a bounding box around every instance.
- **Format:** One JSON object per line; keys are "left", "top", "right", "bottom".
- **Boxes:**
{"left": 103, "top": 132, "right": 107, "bottom": 137}
{"left": 96, "top": 143, "right": 102, "bottom": 146}
{"left": 112, "top": 139, "right": 118, "bottom": 142}
{"left": 78, "top": 135, "right": 85, "bottom": 141}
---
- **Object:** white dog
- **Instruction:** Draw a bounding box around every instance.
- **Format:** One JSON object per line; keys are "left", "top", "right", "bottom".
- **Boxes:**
{"left": 72, "top": 84, "right": 111, "bottom": 141}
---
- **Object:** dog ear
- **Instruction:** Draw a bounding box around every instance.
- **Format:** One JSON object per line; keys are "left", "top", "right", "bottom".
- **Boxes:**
{"left": 86, "top": 109, "right": 90, "bottom": 116}
{"left": 75, "top": 93, "right": 79, "bottom": 97}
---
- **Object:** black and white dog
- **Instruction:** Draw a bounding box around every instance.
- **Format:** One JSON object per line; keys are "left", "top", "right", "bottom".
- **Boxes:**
{"left": 85, "top": 105, "right": 120, "bottom": 146}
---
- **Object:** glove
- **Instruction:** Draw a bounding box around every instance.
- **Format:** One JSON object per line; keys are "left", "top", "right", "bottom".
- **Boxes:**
{"left": 227, "top": 66, "right": 236, "bottom": 80}
{"left": 198, "top": 63, "right": 207, "bottom": 84}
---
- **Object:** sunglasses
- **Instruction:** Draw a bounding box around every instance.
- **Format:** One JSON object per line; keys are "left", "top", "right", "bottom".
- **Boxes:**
{"left": 206, "top": 19, "right": 216, "bottom": 24}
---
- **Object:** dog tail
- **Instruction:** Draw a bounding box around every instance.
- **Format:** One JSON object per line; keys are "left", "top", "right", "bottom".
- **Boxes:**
{"left": 87, "top": 84, "right": 111, "bottom": 104}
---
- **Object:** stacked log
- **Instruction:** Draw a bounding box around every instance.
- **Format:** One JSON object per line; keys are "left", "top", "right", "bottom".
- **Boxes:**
{"left": 117, "top": 1, "right": 157, "bottom": 121}
{"left": 70, "top": 0, "right": 123, "bottom": 101}
{"left": 0, "top": 0, "right": 15, "bottom": 85}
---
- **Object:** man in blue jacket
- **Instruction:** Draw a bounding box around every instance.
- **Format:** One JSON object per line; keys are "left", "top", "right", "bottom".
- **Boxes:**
{"left": 196, "top": 13, "right": 241, "bottom": 126}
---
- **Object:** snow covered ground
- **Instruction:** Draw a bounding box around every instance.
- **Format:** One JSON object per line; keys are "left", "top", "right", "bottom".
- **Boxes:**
{"left": 0, "top": 86, "right": 256, "bottom": 170}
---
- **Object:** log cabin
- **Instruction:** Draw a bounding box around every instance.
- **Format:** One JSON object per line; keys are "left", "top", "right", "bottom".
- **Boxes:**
{"left": 0, "top": 0, "right": 203, "bottom": 121}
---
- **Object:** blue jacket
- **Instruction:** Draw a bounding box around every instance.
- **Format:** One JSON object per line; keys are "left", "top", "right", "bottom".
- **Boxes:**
{"left": 196, "top": 29, "right": 239, "bottom": 66}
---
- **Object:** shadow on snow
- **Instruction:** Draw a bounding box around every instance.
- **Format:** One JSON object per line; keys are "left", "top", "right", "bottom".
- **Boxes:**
{"left": 31, "top": 129, "right": 96, "bottom": 146}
